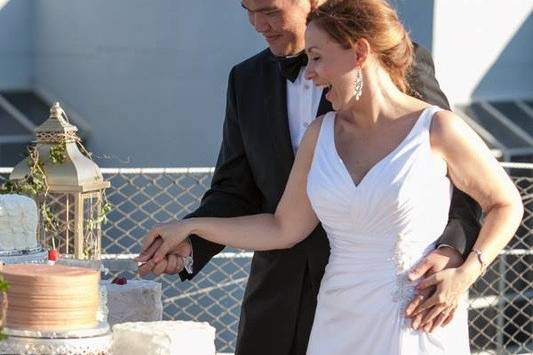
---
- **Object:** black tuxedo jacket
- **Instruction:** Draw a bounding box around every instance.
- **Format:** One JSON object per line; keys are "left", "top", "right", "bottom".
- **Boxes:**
{"left": 181, "top": 44, "right": 481, "bottom": 355}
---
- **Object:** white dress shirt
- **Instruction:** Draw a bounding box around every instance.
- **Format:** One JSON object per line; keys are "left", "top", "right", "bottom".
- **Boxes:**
{"left": 286, "top": 67, "right": 324, "bottom": 152}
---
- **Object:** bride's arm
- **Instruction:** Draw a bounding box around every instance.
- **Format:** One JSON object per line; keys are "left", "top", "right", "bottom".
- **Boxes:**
{"left": 141, "top": 117, "right": 324, "bottom": 264}
{"left": 413, "top": 110, "right": 523, "bottom": 326}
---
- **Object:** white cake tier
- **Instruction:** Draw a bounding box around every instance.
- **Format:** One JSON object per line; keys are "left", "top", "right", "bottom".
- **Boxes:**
{"left": 0, "top": 248, "right": 47, "bottom": 264}
{"left": 111, "top": 321, "right": 216, "bottom": 355}
{"left": 0, "top": 194, "right": 39, "bottom": 251}
{"left": 102, "top": 279, "right": 163, "bottom": 326}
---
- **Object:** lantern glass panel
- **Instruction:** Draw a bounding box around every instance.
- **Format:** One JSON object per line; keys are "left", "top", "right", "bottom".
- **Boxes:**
{"left": 37, "top": 190, "right": 104, "bottom": 259}
{"left": 82, "top": 191, "right": 103, "bottom": 259}
{"left": 38, "top": 192, "right": 76, "bottom": 254}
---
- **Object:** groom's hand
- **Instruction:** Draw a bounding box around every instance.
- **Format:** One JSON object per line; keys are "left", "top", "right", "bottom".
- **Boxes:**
{"left": 405, "top": 246, "right": 463, "bottom": 331}
{"left": 148, "top": 254, "right": 185, "bottom": 276}
{"left": 136, "top": 236, "right": 164, "bottom": 264}
{"left": 136, "top": 236, "right": 192, "bottom": 276}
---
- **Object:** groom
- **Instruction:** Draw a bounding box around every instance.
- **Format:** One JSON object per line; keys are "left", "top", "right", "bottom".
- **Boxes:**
{"left": 138, "top": 0, "right": 481, "bottom": 354}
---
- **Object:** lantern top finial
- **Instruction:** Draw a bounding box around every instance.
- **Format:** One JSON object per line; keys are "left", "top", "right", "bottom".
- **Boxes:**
{"left": 10, "top": 102, "right": 109, "bottom": 192}
{"left": 50, "top": 102, "right": 67, "bottom": 122}
{"left": 34, "top": 102, "right": 78, "bottom": 142}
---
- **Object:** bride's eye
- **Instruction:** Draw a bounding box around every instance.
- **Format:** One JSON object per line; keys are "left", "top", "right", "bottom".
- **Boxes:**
{"left": 311, "top": 56, "right": 321, "bottom": 62}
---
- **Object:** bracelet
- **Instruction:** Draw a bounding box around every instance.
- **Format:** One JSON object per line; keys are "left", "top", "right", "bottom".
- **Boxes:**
{"left": 471, "top": 248, "right": 488, "bottom": 277}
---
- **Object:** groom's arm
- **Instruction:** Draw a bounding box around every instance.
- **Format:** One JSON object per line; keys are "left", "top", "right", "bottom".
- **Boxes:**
{"left": 179, "top": 67, "right": 262, "bottom": 281}
{"left": 409, "top": 43, "right": 482, "bottom": 258}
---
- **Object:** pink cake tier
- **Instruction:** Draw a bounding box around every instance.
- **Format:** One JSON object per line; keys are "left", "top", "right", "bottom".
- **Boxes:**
{"left": 0, "top": 264, "right": 99, "bottom": 331}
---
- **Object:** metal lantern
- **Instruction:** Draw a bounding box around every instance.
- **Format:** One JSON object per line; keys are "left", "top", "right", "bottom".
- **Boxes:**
{"left": 10, "top": 103, "right": 110, "bottom": 259}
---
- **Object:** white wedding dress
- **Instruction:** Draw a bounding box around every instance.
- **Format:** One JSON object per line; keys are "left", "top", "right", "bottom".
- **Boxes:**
{"left": 305, "top": 107, "right": 470, "bottom": 355}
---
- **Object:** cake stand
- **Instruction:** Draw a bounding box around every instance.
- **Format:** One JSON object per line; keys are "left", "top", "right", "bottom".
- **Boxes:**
{"left": 0, "top": 322, "right": 112, "bottom": 355}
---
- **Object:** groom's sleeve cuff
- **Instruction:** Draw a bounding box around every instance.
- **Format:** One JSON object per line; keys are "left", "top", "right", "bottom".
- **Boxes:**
{"left": 437, "top": 243, "right": 463, "bottom": 261}
{"left": 183, "top": 255, "right": 194, "bottom": 274}
{"left": 183, "top": 238, "right": 194, "bottom": 274}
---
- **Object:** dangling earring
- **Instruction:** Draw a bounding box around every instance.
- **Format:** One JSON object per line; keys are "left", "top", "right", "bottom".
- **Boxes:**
{"left": 354, "top": 67, "right": 363, "bottom": 101}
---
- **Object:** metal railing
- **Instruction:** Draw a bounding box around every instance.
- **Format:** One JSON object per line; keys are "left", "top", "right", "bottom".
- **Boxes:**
{"left": 1, "top": 163, "right": 531, "bottom": 354}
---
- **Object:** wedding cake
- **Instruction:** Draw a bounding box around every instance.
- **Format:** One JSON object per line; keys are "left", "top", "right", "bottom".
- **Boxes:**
{"left": 0, "top": 194, "right": 46, "bottom": 264}
{"left": 103, "top": 279, "right": 163, "bottom": 326}
{"left": 0, "top": 264, "right": 99, "bottom": 330}
{"left": 0, "top": 264, "right": 113, "bottom": 354}
{"left": 111, "top": 321, "right": 216, "bottom": 355}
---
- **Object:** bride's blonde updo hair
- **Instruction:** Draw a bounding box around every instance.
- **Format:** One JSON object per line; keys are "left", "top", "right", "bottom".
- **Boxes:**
{"left": 307, "top": 0, "right": 414, "bottom": 93}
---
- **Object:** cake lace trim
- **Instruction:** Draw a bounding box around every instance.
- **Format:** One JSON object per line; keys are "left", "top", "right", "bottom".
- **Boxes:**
{"left": 0, "top": 333, "right": 112, "bottom": 355}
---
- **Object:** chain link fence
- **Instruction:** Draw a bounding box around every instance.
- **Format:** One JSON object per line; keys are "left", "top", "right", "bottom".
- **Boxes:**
{"left": 1, "top": 164, "right": 531, "bottom": 354}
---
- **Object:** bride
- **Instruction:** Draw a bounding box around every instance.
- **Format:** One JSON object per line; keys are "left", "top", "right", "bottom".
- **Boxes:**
{"left": 137, "top": 0, "right": 523, "bottom": 353}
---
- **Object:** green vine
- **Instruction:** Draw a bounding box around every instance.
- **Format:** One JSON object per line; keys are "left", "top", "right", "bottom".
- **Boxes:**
{"left": 0, "top": 146, "right": 60, "bottom": 248}
{"left": 0, "top": 142, "right": 112, "bottom": 254}
{"left": 87, "top": 199, "right": 113, "bottom": 231}
{"left": 0, "top": 146, "right": 47, "bottom": 196}
{"left": 48, "top": 142, "right": 66, "bottom": 164}
{"left": 0, "top": 277, "right": 8, "bottom": 341}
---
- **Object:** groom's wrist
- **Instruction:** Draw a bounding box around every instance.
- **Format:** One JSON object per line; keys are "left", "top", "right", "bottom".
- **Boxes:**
{"left": 437, "top": 244, "right": 463, "bottom": 260}
{"left": 436, "top": 243, "right": 464, "bottom": 269}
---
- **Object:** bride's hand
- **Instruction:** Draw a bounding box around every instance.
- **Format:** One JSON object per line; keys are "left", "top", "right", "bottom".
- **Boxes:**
{"left": 138, "top": 222, "right": 192, "bottom": 264}
{"left": 411, "top": 266, "right": 478, "bottom": 331}
{"left": 136, "top": 236, "right": 192, "bottom": 276}
{"left": 405, "top": 246, "right": 464, "bottom": 331}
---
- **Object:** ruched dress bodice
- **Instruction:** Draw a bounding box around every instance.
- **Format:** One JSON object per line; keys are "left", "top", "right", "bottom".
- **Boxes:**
{"left": 305, "top": 107, "right": 470, "bottom": 355}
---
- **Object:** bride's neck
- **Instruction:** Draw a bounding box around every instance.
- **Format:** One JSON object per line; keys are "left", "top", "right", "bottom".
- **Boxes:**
{"left": 342, "top": 67, "right": 411, "bottom": 128}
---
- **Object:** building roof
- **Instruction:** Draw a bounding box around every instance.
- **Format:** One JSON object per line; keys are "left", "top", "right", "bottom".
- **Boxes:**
{"left": 0, "top": 90, "right": 88, "bottom": 166}
{"left": 455, "top": 99, "right": 533, "bottom": 162}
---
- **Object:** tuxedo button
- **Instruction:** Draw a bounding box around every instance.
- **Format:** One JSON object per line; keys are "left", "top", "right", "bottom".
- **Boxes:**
{"left": 304, "top": 84, "right": 310, "bottom": 90}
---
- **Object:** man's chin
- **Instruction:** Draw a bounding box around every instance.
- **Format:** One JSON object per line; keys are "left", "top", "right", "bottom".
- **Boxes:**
{"left": 268, "top": 46, "right": 286, "bottom": 57}
{"left": 267, "top": 42, "right": 295, "bottom": 58}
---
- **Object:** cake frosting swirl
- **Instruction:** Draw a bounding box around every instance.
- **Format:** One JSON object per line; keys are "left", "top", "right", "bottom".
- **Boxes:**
{"left": 0, "top": 264, "right": 100, "bottom": 331}
{"left": 111, "top": 320, "right": 216, "bottom": 355}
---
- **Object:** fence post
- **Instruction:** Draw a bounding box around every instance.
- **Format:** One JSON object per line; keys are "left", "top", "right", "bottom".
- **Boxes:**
{"left": 497, "top": 253, "right": 506, "bottom": 354}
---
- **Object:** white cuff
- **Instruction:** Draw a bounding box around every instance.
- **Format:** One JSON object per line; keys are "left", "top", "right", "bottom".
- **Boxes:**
{"left": 183, "top": 238, "right": 194, "bottom": 274}
{"left": 183, "top": 256, "right": 194, "bottom": 274}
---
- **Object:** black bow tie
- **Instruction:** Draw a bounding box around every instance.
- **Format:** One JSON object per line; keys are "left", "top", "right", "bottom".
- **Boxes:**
{"left": 276, "top": 52, "right": 308, "bottom": 83}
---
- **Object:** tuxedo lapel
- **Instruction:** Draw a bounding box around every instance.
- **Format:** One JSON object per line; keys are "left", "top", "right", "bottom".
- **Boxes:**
{"left": 263, "top": 55, "right": 295, "bottom": 174}
{"left": 259, "top": 55, "right": 332, "bottom": 178}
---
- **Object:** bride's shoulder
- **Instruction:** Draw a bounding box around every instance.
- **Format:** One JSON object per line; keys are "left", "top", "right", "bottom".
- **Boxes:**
{"left": 310, "top": 113, "right": 328, "bottom": 129}
{"left": 431, "top": 109, "right": 465, "bottom": 133}
{"left": 429, "top": 109, "right": 473, "bottom": 149}
{"left": 304, "top": 113, "right": 329, "bottom": 141}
